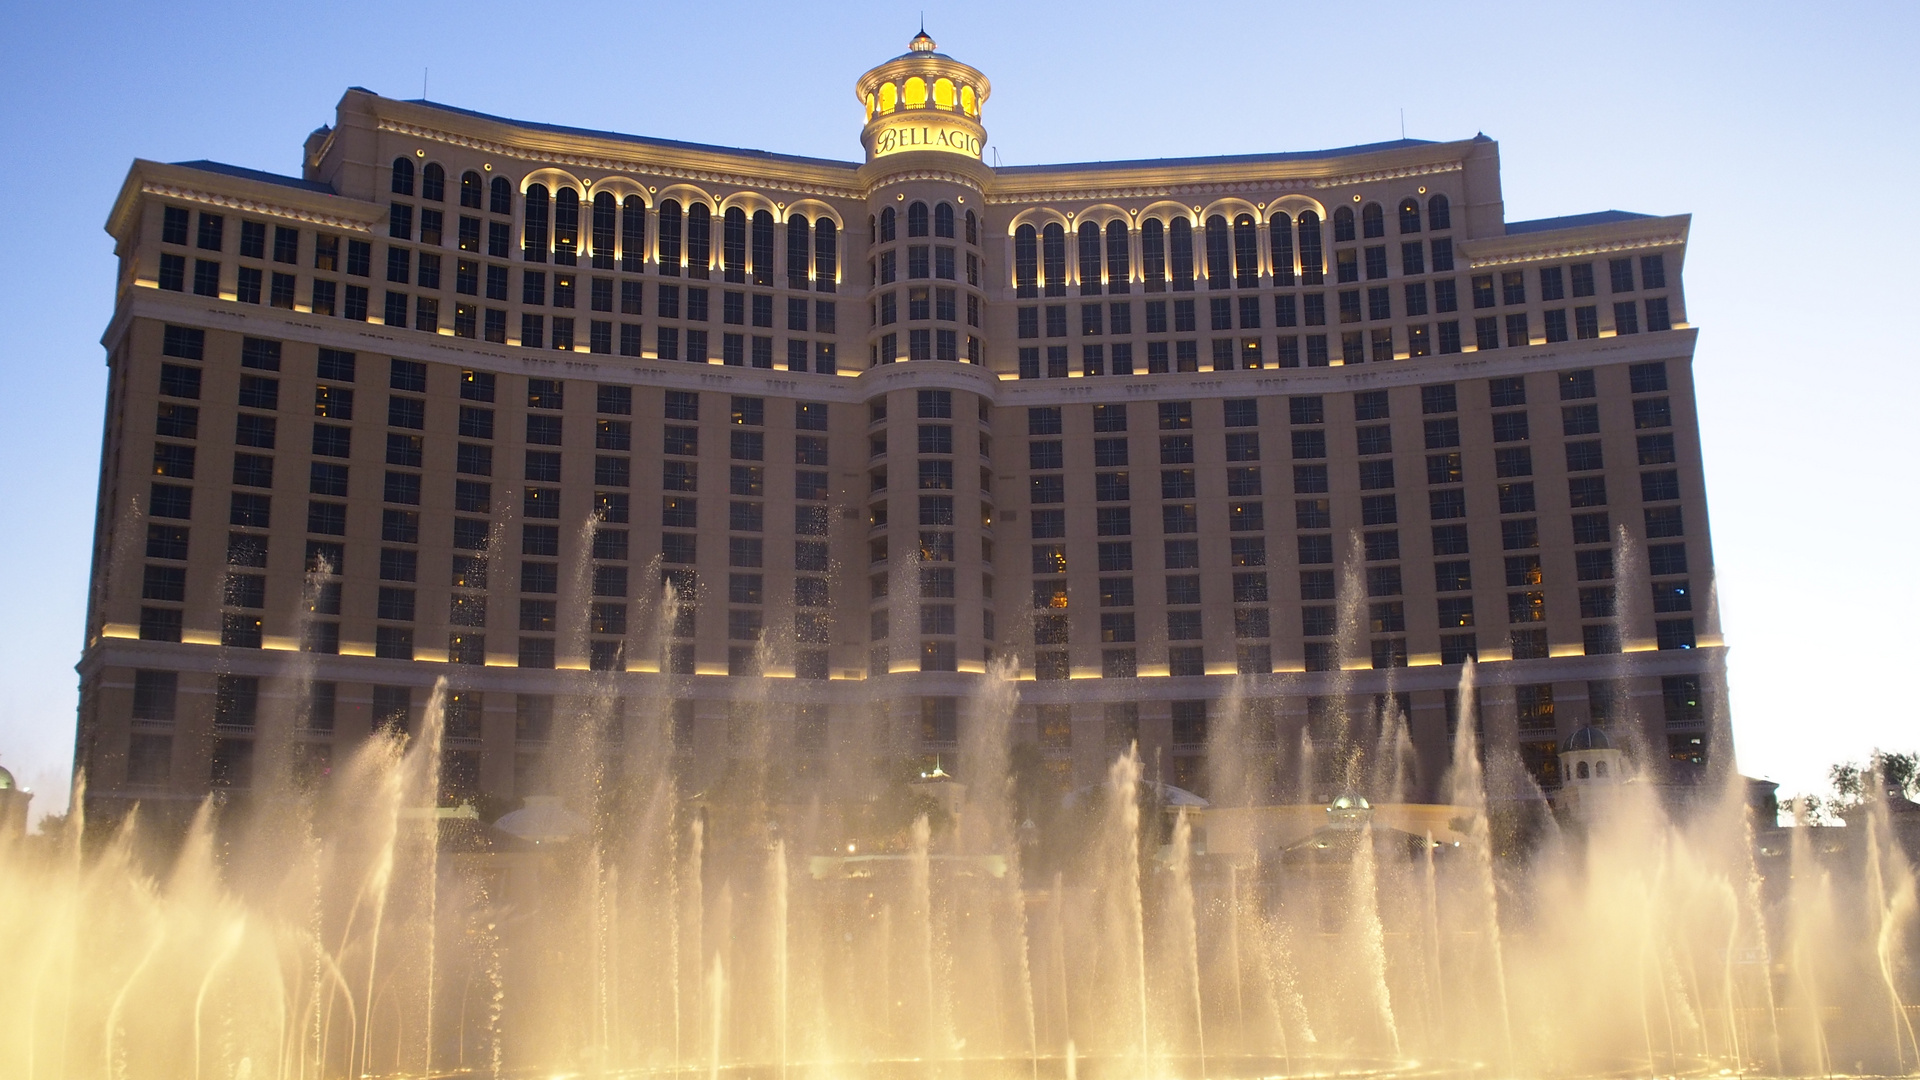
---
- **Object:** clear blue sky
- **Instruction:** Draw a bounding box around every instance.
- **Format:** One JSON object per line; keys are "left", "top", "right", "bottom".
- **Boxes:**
{"left": 3, "top": 0, "right": 1913, "bottom": 819}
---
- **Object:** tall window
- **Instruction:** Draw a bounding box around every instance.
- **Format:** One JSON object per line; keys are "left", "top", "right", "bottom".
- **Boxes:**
{"left": 490, "top": 176, "right": 512, "bottom": 215}
{"left": 1398, "top": 198, "right": 1422, "bottom": 234}
{"left": 1428, "top": 193, "right": 1451, "bottom": 230}
{"left": 658, "top": 200, "right": 683, "bottom": 276}
{"left": 391, "top": 157, "right": 414, "bottom": 196}
{"left": 879, "top": 206, "right": 896, "bottom": 242}
{"left": 1271, "top": 212, "right": 1295, "bottom": 286}
{"left": 1362, "top": 202, "right": 1384, "bottom": 238}
{"left": 1169, "top": 218, "right": 1195, "bottom": 291}
{"left": 787, "top": 215, "right": 812, "bottom": 288}
{"left": 621, "top": 195, "right": 646, "bottom": 272}
{"left": 908, "top": 201, "right": 929, "bottom": 237}
{"left": 421, "top": 163, "right": 445, "bottom": 202}
{"left": 964, "top": 209, "right": 977, "bottom": 245}
{"left": 934, "top": 202, "right": 954, "bottom": 238}
{"left": 553, "top": 188, "right": 579, "bottom": 265}
{"left": 523, "top": 184, "right": 550, "bottom": 263}
{"left": 1141, "top": 219, "right": 1166, "bottom": 292}
{"left": 460, "top": 170, "right": 484, "bottom": 209}
{"left": 1105, "top": 220, "right": 1130, "bottom": 294}
{"left": 1204, "top": 215, "right": 1231, "bottom": 288}
{"left": 1078, "top": 221, "right": 1102, "bottom": 296}
{"left": 1233, "top": 214, "right": 1259, "bottom": 288}
{"left": 814, "top": 220, "right": 837, "bottom": 292}
{"left": 1041, "top": 223, "right": 1067, "bottom": 297}
{"left": 1298, "top": 211, "right": 1324, "bottom": 285}
{"left": 1014, "top": 224, "right": 1038, "bottom": 298}
{"left": 723, "top": 207, "right": 748, "bottom": 283}
{"left": 686, "top": 203, "right": 711, "bottom": 279}
{"left": 1332, "top": 206, "right": 1355, "bottom": 243}
{"left": 751, "top": 209, "right": 775, "bottom": 287}
{"left": 591, "top": 192, "right": 617, "bottom": 269}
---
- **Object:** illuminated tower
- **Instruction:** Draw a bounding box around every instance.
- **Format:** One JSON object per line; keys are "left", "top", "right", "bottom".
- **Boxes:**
{"left": 855, "top": 30, "right": 991, "bottom": 166}
{"left": 853, "top": 32, "right": 1000, "bottom": 710}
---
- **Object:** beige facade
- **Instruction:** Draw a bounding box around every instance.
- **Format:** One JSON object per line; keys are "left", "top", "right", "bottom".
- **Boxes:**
{"left": 79, "top": 35, "right": 1720, "bottom": 818}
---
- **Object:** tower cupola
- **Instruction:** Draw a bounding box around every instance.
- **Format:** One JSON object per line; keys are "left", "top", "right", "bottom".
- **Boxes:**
{"left": 855, "top": 31, "right": 990, "bottom": 164}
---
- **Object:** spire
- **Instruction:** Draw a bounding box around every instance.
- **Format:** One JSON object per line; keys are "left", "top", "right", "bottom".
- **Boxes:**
{"left": 909, "top": 26, "right": 937, "bottom": 53}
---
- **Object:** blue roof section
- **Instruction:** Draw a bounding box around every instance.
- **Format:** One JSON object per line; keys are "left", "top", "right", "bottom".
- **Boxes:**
{"left": 1505, "top": 210, "right": 1653, "bottom": 235}
{"left": 995, "top": 138, "right": 1442, "bottom": 176}
{"left": 400, "top": 100, "right": 863, "bottom": 171}
{"left": 172, "top": 160, "right": 336, "bottom": 195}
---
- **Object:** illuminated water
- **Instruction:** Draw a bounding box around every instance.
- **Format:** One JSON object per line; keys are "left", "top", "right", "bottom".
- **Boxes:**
{"left": 3, "top": 569, "right": 1916, "bottom": 1077}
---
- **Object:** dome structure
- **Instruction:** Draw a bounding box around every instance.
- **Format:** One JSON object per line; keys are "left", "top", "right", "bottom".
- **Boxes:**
{"left": 1327, "top": 790, "right": 1374, "bottom": 829}
{"left": 854, "top": 29, "right": 991, "bottom": 164}
{"left": 1563, "top": 725, "right": 1612, "bottom": 753}
{"left": 0, "top": 766, "right": 14, "bottom": 791}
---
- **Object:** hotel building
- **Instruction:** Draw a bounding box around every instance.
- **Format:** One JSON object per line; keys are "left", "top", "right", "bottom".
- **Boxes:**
{"left": 79, "top": 33, "right": 1721, "bottom": 817}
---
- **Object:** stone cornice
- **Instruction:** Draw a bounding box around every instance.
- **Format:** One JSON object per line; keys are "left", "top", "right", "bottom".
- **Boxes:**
{"left": 373, "top": 113, "right": 868, "bottom": 202}
{"left": 1465, "top": 214, "right": 1690, "bottom": 269}
{"left": 138, "top": 180, "right": 375, "bottom": 233}
{"left": 981, "top": 152, "right": 1469, "bottom": 207}
{"left": 106, "top": 160, "right": 381, "bottom": 249}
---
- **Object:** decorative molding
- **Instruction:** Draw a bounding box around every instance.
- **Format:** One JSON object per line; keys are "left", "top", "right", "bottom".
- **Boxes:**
{"left": 984, "top": 160, "right": 1461, "bottom": 207}
{"left": 378, "top": 119, "right": 867, "bottom": 201}
{"left": 865, "top": 169, "right": 986, "bottom": 197}
{"left": 1469, "top": 231, "right": 1686, "bottom": 269}
{"left": 141, "top": 181, "right": 375, "bottom": 232}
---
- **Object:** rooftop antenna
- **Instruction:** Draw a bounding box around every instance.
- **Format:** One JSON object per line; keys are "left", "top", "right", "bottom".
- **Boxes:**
{"left": 423, "top": 67, "right": 429, "bottom": 101}
{"left": 1399, "top": 107, "right": 1405, "bottom": 140}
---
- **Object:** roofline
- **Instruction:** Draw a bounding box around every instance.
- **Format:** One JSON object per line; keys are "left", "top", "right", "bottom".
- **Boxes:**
{"left": 993, "top": 138, "right": 1444, "bottom": 176}
{"left": 105, "top": 159, "right": 384, "bottom": 248}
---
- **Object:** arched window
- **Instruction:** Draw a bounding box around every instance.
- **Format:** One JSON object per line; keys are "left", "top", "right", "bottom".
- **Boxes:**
{"left": 960, "top": 85, "right": 977, "bottom": 116}
{"left": 934, "top": 202, "right": 954, "bottom": 238}
{"left": 460, "top": 171, "right": 483, "bottom": 209}
{"left": 621, "top": 195, "right": 646, "bottom": 272}
{"left": 1362, "top": 202, "right": 1384, "bottom": 239}
{"left": 1297, "top": 211, "right": 1323, "bottom": 285}
{"left": 933, "top": 78, "right": 955, "bottom": 110}
{"left": 907, "top": 201, "right": 929, "bottom": 237}
{"left": 1078, "top": 221, "right": 1102, "bottom": 296}
{"left": 490, "top": 176, "right": 512, "bottom": 215}
{"left": 903, "top": 77, "right": 927, "bottom": 108}
{"left": 1106, "top": 220, "right": 1131, "bottom": 295}
{"left": 1332, "top": 206, "right": 1355, "bottom": 243}
{"left": 1399, "top": 198, "right": 1422, "bottom": 234}
{"left": 1204, "top": 215, "right": 1231, "bottom": 289}
{"left": 879, "top": 206, "right": 896, "bottom": 243}
{"left": 787, "top": 214, "right": 812, "bottom": 289}
{"left": 814, "top": 220, "right": 837, "bottom": 293}
{"left": 1168, "top": 218, "right": 1195, "bottom": 292}
{"left": 657, "top": 200, "right": 683, "bottom": 277}
{"left": 1576, "top": 761, "right": 1590, "bottom": 780}
{"left": 1014, "top": 224, "right": 1038, "bottom": 298}
{"left": 751, "top": 209, "right": 775, "bottom": 287}
{"left": 591, "top": 192, "right": 617, "bottom": 269}
{"left": 1140, "top": 219, "right": 1166, "bottom": 293}
{"left": 686, "top": 203, "right": 711, "bottom": 280}
{"left": 1428, "top": 193, "right": 1452, "bottom": 231}
{"left": 1233, "top": 214, "right": 1259, "bottom": 288}
{"left": 722, "top": 207, "right": 748, "bottom": 283}
{"left": 1270, "top": 213, "right": 1295, "bottom": 287}
{"left": 421, "top": 163, "right": 445, "bottom": 202}
{"left": 964, "top": 209, "right": 977, "bottom": 246}
{"left": 879, "top": 82, "right": 898, "bottom": 114}
{"left": 553, "top": 188, "right": 579, "bottom": 265}
{"left": 1594, "top": 760, "right": 1608, "bottom": 778}
{"left": 391, "top": 157, "right": 414, "bottom": 196}
{"left": 1041, "top": 222, "right": 1067, "bottom": 298}
{"left": 522, "top": 184, "right": 550, "bottom": 263}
